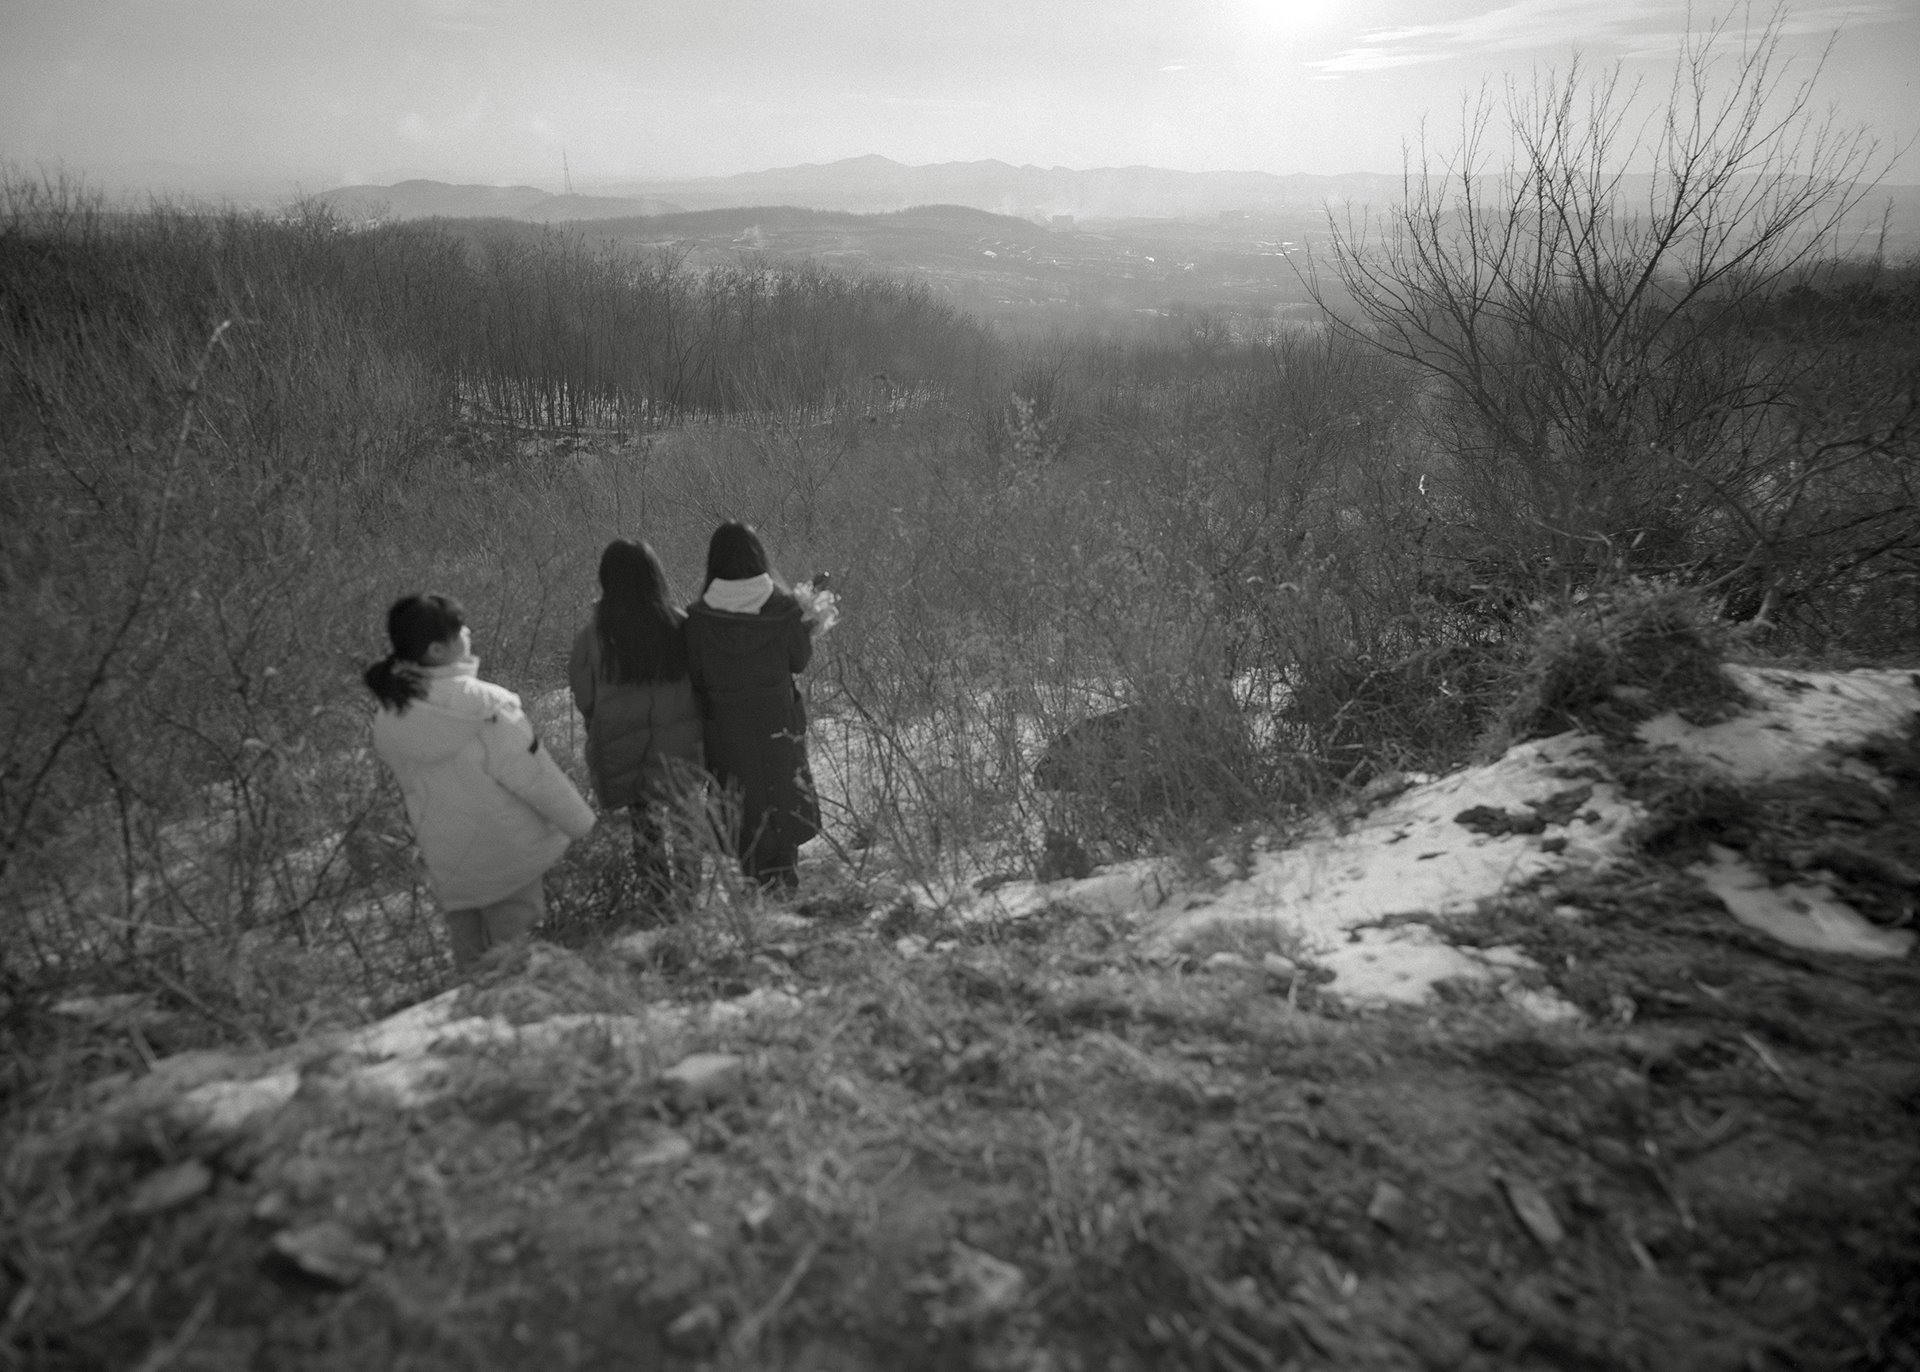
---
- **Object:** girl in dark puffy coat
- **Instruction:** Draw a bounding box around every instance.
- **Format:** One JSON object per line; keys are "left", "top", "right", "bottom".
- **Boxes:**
{"left": 569, "top": 540, "right": 705, "bottom": 908}
{"left": 684, "top": 522, "right": 821, "bottom": 890}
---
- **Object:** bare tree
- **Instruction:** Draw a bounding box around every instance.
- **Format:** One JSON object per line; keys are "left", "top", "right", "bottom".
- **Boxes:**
{"left": 1314, "top": 7, "right": 1909, "bottom": 617}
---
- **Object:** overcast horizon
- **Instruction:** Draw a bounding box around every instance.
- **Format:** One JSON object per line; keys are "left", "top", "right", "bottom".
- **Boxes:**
{"left": 3, "top": 0, "right": 1916, "bottom": 200}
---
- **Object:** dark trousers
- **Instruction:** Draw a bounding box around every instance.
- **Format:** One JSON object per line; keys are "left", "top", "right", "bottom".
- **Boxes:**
{"left": 741, "top": 824, "right": 799, "bottom": 891}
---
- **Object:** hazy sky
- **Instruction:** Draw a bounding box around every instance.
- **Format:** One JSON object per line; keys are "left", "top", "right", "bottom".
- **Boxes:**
{"left": 2, "top": 0, "right": 1914, "bottom": 193}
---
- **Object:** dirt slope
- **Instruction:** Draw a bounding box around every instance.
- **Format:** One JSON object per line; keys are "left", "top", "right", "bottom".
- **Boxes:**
{"left": 5, "top": 667, "right": 1918, "bottom": 1371}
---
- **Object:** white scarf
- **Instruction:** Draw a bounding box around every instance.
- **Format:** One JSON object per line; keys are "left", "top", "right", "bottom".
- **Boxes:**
{"left": 703, "top": 574, "right": 774, "bottom": 614}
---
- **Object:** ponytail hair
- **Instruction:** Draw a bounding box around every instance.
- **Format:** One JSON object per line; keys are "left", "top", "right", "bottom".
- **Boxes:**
{"left": 363, "top": 593, "right": 466, "bottom": 711}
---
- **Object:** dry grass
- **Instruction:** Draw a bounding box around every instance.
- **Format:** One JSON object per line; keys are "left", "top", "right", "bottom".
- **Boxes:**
{"left": 1490, "top": 581, "right": 1750, "bottom": 748}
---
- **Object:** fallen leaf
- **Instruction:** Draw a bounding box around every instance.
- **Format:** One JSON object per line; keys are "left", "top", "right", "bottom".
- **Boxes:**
{"left": 665, "top": 1302, "right": 724, "bottom": 1354}
{"left": 918, "top": 1241, "right": 1027, "bottom": 1326}
{"left": 740, "top": 1190, "right": 777, "bottom": 1235}
{"left": 1367, "top": 1180, "right": 1410, "bottom": 1234}
{"left": 1495, "top": 1173, "right": 1565, "bottom": 1247}
{"left": 127, "top": 1160, "right": 213, "bottom": 1216}
{"left": 271, "top": 1220, "right": 387, "bottom": 1287}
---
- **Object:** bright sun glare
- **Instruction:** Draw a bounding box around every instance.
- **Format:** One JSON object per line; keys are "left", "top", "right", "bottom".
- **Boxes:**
{"left": 1239, "top": 0, "right": 1350, "bottom": 37}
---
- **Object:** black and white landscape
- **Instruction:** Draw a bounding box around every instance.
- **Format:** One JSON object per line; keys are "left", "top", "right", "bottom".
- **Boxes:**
{"left": 5, "top": 4, "right": 1920, "bottom": 1369}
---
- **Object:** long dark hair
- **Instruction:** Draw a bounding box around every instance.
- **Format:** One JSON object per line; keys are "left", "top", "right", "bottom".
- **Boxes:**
{"left": 595, "top": 539, "right": 687, "bottom": 684}
{"left": 364, "top": 593, "right": 464, "bottom": 710}
{"left": 701, "top": 521, "right": 783, "bottom": 593}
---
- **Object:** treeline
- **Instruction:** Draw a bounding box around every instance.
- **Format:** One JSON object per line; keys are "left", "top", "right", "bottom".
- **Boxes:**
{"left": 421, "top": 218, "right": 992, "bottom": 426}
{"left": 2, "top": 184, "right": 991, "bottom": 445}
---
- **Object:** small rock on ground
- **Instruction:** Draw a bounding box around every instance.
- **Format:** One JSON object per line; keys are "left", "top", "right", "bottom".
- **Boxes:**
{"left": 660, "top": 1053, "right": 746, "bottom": 1109}
{"left": 271, "top": 1220, "right": 387, "bottom": 1287}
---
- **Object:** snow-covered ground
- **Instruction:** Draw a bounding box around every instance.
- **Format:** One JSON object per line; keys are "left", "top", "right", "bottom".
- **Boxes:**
{"left": 954, "top": 663, "right": 1919, "bottom": 1011}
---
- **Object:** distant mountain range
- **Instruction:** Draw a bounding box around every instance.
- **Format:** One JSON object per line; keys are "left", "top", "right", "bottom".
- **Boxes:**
{"left": 313, "top": 155, "right": 1920, "bottom": 257}
{"left": 598, "top": 156, "right": 1412, "bottom": 218}
{"left": 316, "top": 179, "right": 684, "bottom": 221}
{"left": 317, "top": 156, "right": 1414, "bottom": 224}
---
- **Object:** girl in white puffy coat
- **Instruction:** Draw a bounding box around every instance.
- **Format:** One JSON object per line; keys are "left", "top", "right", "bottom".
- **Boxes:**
{"left": 365, "top": 593, "right": 595, "bottom": 969}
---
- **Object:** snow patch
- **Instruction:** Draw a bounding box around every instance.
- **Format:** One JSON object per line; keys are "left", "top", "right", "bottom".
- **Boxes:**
{"left": 1315, "top": 925, "right": 1497, "bottom": 1004}
{"left": 1638, "top": 666, "right": 1918, "bottom": 783}
{"left": 959, "top": 859, "right": 1178, "bottom": 922}
{"left": 1152, "top": 731, "right": 1635, "bottom": 1004}
{"left": 177, "top": 1069, "right": 301, "bottom": 1134}
{"left": 341, "top": 987, "right": 465, "bottom": 1059}
{"left": 1693, "top": 844, "right": 1916, "bottom": 960}
{"left": 348, "top": 1055, "right": 452, "bottom": 1107}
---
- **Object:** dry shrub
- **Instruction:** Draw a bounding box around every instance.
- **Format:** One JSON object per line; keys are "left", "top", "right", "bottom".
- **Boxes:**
{"left": 1032, "top": 695, "right": 1262, "bottom": 840}
{"left": 1492, "top": 581, "right": 1746, "bottom": 746}
{"left": 1280, "top": 640, "right": 1511, "bottom": 782}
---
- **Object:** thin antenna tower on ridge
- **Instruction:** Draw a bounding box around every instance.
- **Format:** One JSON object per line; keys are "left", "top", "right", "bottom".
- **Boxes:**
{"left": 562, "top": 149, "right": 573, "bottom": 196}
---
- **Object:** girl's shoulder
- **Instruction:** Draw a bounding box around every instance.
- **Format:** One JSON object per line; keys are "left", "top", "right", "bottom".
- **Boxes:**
{"left": 685, "top": 599, "right": 761, "bottom": 622}
{"left": 433, "top": 671, "right": 523, "bottom": 720}
{"left": 686, "top": 594, "right": 797, "bottom": 629}
{"left": 760, "top": 589, "right": 803, "bottom": 618}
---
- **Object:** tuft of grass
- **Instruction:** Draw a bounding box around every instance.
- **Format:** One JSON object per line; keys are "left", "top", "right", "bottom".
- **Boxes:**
{"left": 1167, "top": 917, "right": 1312, "bottom": 967}
{"left": 1489, "top": 581, "right": 1748, "bottom": 748}
{"left": 453, "top": 942, "right": 643, "bottom": 1024}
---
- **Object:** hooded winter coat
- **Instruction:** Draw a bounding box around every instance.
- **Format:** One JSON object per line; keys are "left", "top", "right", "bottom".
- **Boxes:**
{"left": 684, "top": 590, "right": 820, "bottom": 873}
{"left": 568, "top": 624, "right": 704, "bottom": 810}
{"left": 372, "top": 661, "right": 596, "bottom": 909}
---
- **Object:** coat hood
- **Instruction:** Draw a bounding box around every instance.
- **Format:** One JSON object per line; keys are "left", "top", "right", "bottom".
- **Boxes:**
{"left": 702, "top": 574, "right": 774, "bottom": 615}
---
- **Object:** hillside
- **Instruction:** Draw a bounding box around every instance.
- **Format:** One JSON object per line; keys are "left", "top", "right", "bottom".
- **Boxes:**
{"left": 9, "top": 629, "right": 1919, "bottom": 1370}
{"left": 5, "top": 154, "right": 1917, "bottom": 1370}
{"left": 317, "top": 179, "right": 684, "bottom": 222}
{"left": 312, "top": 160, "right": 1920, "bottom": 333}
{"left": 419, "top": 202, "right": 1328, "bottom": 330}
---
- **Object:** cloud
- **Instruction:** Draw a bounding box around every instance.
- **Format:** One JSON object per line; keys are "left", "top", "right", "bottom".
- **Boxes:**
{"left": 1308, "top": 0, "right": 1660, "bottom": 75}
{"left": 1766, "top": 2, "right": 1903, "bottom": 36}
{"left": 404, "top": 0, "right": 499, "bottom": 34}
{"left": 841, "top": 92, "right": 996, "bottom": 110}
{"left": 1306, "top": 0, "right": 1904, "bottom": 77}
{"left": 1309, "top": 44, "right": 1453, "bottom": 75}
